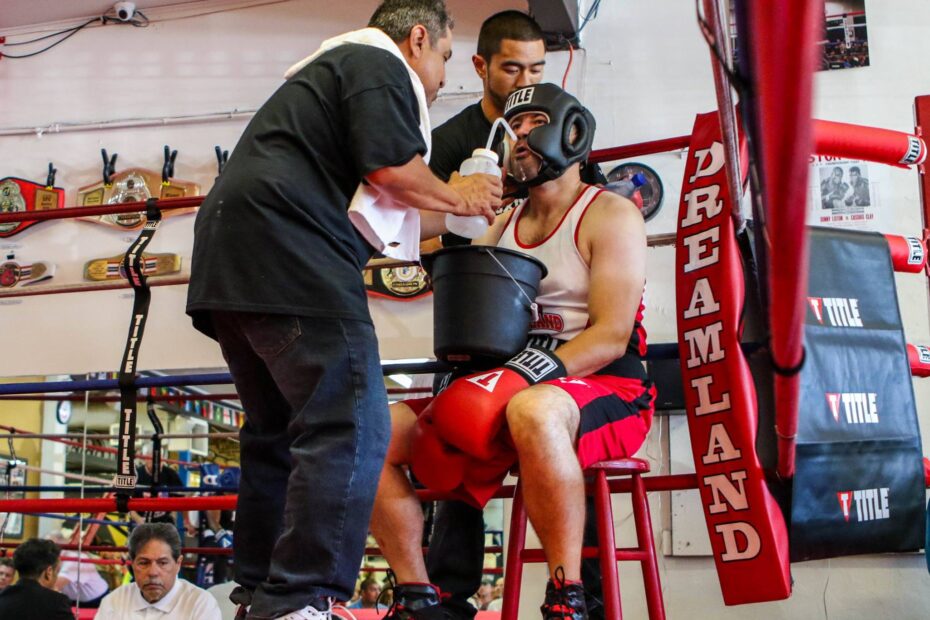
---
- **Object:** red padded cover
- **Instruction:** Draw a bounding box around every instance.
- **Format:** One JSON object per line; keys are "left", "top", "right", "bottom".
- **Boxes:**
{"left": 884, "top": 235, "right": 927, "bottom": 273}
{"left": 675, "top": 112, "right": 791, "bottom": 605}
{"left": 814, "top": 119, "right": 927, "bottom": 168}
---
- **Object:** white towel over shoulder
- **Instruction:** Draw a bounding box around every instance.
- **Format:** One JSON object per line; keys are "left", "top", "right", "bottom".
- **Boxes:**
{"left": 285, "top": 28, "right": 430, "bottom": 261}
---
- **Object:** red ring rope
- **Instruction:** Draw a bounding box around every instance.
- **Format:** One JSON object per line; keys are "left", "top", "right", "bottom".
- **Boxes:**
{"left": 0, "top": 475, "right": 704, "bottom": 515}
{"left": 0, "top": 542, "right": 232, "bottom": 555}
{"left": 0, "top": 196, "right": 202, "bottom": 226}
{"left": 0, "top": 495, "right": 236, "bottom": 514}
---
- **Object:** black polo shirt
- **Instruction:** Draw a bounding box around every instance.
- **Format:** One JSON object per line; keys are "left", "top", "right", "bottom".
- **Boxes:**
{"left": 187, "top": 44, "right": 427, "bottom": 337}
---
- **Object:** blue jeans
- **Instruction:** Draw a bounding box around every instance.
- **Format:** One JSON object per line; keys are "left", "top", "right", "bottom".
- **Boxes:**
{"left": 211, "top": 312, "right": 390, "bottom": 619}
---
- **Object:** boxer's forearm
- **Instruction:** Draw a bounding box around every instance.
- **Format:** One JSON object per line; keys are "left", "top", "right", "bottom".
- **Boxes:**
{"left": 553, "top": 324, "right": 632, "bottom": 377}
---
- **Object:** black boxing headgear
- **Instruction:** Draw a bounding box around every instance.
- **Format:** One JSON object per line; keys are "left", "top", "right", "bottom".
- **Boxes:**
{"left": 502, "top": 83, "right": 596, "bottom": 186}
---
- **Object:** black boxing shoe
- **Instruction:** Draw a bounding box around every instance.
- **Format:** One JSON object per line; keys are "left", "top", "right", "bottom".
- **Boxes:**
{"left": 383, "top": 583, "right": 458, "bottom": 620}
{"left": 231, "top": 585, "right": 252, "bottom": 620}
{"left": 540, "top": 568, "right": 588, "bottom": 620}
{"left": 438, "top": 597, "right": 478, "bottom": 620}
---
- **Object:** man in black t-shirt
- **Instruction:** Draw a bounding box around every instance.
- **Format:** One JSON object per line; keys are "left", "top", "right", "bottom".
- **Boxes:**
{"left": 419, "top": 14, "right": 546, "bottom": 619}
{"left": 186, "top": 2, "right": 501, "bottom": 618}
{"left": 430, "top": 11, "right": 545, "bottom": 247}
{"left": 422, "top": 12, "right": 607, "bottom": 620}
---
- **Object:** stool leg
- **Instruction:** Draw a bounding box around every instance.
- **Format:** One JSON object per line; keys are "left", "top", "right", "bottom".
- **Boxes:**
{"left": 595, "top": 470, "right": 622, "bottom": 620}
{"left": 502, "top": 482, "right": 527, "bottom": 620}
{"left": 631, "top": 473, "right": 665, "bottom": 620}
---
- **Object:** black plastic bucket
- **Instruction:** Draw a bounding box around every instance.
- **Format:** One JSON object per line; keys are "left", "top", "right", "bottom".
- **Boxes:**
{"left": 423, "top": 245, "right": 547, "bottom": 368}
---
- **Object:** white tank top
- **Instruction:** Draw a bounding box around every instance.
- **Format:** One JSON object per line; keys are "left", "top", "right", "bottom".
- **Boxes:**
{"left": 497, "top": 185, "right": 602, "bottom": 342}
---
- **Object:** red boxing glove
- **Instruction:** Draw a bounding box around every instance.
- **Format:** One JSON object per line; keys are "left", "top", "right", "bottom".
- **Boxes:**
{"left": 410, "top": 413, "right": 467, "bottom": 492}
{"left": 432, "top": 347, "right": 566, "bottom": 460}
{"left": 430, "top": 368, "right": 525, "bottom": 460}
{"left": 462, "top": 443, "right": 518, "bottom": 505}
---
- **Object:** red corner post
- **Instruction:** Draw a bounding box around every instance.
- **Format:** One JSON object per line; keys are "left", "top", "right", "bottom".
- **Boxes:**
{"left": 746, "top": 0, "right": 822, "bottom": 480}
{"left": 914, "top": 96, "right": 930, "bottom": 316}
{"left": 914, "top": 96, "right": 930, "bottom": 225}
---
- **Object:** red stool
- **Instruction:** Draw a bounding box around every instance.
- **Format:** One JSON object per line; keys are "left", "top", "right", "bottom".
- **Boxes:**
{"left": 500, "top": 458, "right": 665, "bottom": 620}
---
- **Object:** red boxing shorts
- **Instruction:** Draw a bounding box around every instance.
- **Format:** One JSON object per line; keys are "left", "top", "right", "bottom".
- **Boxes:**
{"left": 544, "top": 374, "right": 655, "bottom": 468}
{"left": 400, "top": 374, "right": 655, "bottom": 469}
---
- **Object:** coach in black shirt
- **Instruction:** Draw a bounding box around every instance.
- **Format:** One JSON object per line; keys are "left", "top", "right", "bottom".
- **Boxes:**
{"left": 0, "top": 539, "right": 73, "bottom": 620}
{"left": 186, "top": 1, "right": 501, "bottom": 618}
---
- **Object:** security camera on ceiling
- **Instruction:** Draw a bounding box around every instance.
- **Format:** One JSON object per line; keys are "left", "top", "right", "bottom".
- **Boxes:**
{"left": 114, "top": 1, "right": 137, "bottom": 22}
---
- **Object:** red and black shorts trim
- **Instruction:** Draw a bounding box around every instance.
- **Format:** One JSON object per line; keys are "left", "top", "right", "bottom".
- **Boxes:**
{"left": 543, "top": 374, "right": 656, "bottom": 469}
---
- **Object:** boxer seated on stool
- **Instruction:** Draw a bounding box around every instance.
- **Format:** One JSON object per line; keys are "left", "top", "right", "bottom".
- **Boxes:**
{"left": 370, "top": 83, "right": 655, "bottom": 620}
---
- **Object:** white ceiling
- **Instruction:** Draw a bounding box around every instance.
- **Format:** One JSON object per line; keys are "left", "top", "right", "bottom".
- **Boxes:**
{"left": 0, "top": 0, "right": 208, "bottom": 30}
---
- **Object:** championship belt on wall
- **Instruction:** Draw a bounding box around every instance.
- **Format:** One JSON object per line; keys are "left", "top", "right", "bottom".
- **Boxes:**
{"left": 0, "top": 164, "right": 66, "bottom": 237}
{"left": 83, "top": 252, "right": 181, "bottom": 281}
{"left": 364, "top": 238, "right": 435, "bottom": 301}
{"left": 0, "top": 255, "right": 56, "bottom": 288}
{"left": 364, "top": 264, "right": 431, "bottom": 300}
{"left": 77, "top": 148, "right": 200, "bottom": 230}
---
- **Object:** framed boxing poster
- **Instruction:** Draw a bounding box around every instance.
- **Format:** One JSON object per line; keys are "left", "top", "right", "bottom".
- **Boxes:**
{"left": 0, "top": 456, "right": 26, "bottom": 538}
{"left": 807, "top": 156, "right": 889, "bottom": 231}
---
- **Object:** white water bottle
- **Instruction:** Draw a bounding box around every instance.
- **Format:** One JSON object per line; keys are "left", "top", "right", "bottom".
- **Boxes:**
{"left": 446, "top": 148, "right": 500, "bottom": 239}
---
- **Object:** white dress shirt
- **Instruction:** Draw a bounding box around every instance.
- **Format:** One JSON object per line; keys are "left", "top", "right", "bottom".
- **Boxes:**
{"left": 95, "top": 577, "right": 222, "bottom": 619}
